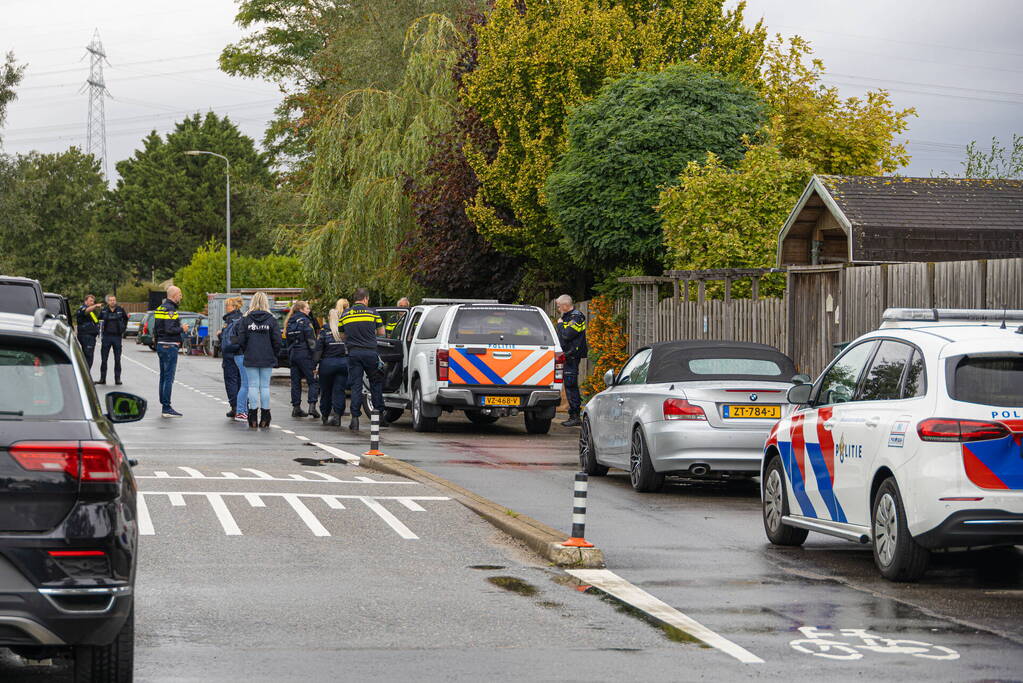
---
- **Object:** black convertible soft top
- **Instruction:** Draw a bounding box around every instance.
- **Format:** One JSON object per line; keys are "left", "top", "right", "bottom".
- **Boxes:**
{"left": 645, "top": 340, "right": 796, "bottom": 384}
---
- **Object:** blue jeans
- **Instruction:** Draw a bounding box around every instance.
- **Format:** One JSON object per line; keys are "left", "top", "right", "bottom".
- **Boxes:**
{"left": 234, "top": 355, "right": 248, "bottom": 413}
{"left": 245, "top": 366, "right": 272, "bottom": 410}
{"left": 156, "top": 344, "right": 179, "bottom": 410}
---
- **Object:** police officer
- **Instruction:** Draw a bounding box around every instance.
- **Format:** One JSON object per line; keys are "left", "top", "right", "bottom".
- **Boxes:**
{"left": 385, "top": 297, "right": 411, "bottom": 336}
{"left": 219, "top": 297, "right": 244, "bottom": 419}
{"left": 555, "top": 294, "right": 587, "bottom": 427}
{"left": 339, "top": 288, "right": 385, "bottom": 431}
{"left": 97, "top": 294, "right": 129, "bottom": 385}
{"left": 75, "top": 294, "right": 102, "bottom": 373}
{"left": 154, "top": 286, "right": 189, "bottom": 418}
{"left": 285, "top": 301, "right": 320, "bottom": 419}
{"left": 313, "top": 306, "right": 348, "bottom": 426}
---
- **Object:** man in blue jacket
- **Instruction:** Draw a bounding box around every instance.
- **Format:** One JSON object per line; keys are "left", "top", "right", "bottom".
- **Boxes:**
{"left": 555, "top": 295, "right": 587, "bottom": 428}
{"left": 154, "top": 286, "right": 189, "bottom": 418}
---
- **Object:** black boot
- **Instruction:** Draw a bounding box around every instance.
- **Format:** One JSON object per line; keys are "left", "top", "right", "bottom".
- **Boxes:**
{"left": 308, "top": 404, "right": 320, "bottom": 420}
{"left": 327, "top": 412, "right": 340, "bottom": 427}
{"left": 561, "top": 415, "right": 581, "bottom": 427}
{"left": 96, "top": 378, "right": 106, "bottom": 385}
{"left": 259, "top": 409, "right": 272, "bottom": 428}
{"left": 320, "top": 409, "right": 330, "bottom": 425}
{"left": 247, "top": 411, "right": 259, "bottom": 428}
{"left": 349, "top": 415, "right": 360, "bottom": 431}
{"left": 292, "top": 405, "right": 308, "bottom": 418}
{"left": 226, "top": 409, "right": 236, "bottom": 419}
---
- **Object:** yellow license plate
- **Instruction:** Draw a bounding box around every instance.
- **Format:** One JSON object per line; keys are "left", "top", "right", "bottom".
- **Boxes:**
{"left": 482, "top": 396, "right": 520, "bottom": 406}
{"left": 723, "top": 404, "right": 780, "bottom": 419}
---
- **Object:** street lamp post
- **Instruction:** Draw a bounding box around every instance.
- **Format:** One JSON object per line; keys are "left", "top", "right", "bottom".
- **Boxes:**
{"left": 183, "top": 150, "right": 232, "bottom": 292}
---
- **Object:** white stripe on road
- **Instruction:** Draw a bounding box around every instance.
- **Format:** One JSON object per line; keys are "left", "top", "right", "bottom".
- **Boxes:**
{"left": 311, "top": 442, "right": 361, "bottom": 465}
{"left": 244, "top": 494, "right": 265, "bottom": 507}
{"left": 242, "top": 468, "right": 273, "bottom": 479}
{"left": 360, "top": 497, "right": 418, "bottom": 540}
{"left": 207, "top": 493, "right": 242, "bottom": 535}
{"left": 168, "top": 493, "right": 186, "bottom": 506}
{"left": 136, "top": 492, "right": 154, "bottom": 535}
{"left": 303, "top": 471, "right": 342, "bottom": 482}
{"left": 221, "top": 472, "right": 240, "bottom": 479}
{"left": 397, "top": 498, "right": 425, "bottom": 512}
{"left": 323, "top": 496, "right": 346, "bottom": 509}
{"left": 283, "top": 494, "right": 330, "bottom": 536}
{"left": 288, "top": 474, "right": 310, "bottom": 481}
{"left": 295, "top": 435, "right": 310, "bottom": 441}
{"left": 154, "top": 471, "right": 170, "bottom": 478}
{"left": 282, "top": 429, "right": 295, "bottom": 434}
{"left": 179, "top": 467, "right": 206, "bottom": 478}
{"left": 565, "top": 569, "right": 764, "bottom": 664}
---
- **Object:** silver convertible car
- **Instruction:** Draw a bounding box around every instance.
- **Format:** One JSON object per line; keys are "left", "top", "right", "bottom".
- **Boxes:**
{"left": 580, "top": 340, "right": 806, "bottom": 492}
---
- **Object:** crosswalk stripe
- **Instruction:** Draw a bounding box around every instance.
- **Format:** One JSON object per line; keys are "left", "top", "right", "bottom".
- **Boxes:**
{"left": 137, "top": 493, "right": 154, "bottom": 535}
{"left": 207, "top": 493, "right": 242, "bottom": 535}
{"left": 361, "top": 497, "right": 418, "bottom": 540}
{"left": 283, "top": 494, "right": 330, "bottom": 536}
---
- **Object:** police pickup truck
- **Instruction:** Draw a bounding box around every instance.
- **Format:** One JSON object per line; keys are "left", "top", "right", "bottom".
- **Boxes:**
{"left": 375, "top": 300, "right": 565, "bottom": 434}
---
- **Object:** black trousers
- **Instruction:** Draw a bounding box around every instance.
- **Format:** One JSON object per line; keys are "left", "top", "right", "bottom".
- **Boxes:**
{"left": 348, "top": 348, "right": 383, "bottom": 415}
{"left": 564, "top": 357, "right": 581, "bottom": 417}
{"left": 78, "top": 333, "right": 98, "bottom": 371}
{"left": 289, "top": 350, "right": 319, "bottom": 406}
{"left": 318, "top": 356, "right": 349, "bottom": 417}
{"left": 99, "top": 335, "right": 123, "bottom": 381}
{"left": 222, "top": 354, "right": 240, "bottom": 410}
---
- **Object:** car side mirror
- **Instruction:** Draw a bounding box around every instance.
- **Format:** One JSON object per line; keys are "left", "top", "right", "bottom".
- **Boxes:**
{"left": 105, "top": 392, "right": 147, "bottom": 423}
{"left": 787, "top": 383, "right": 813, "bottom": 405}
{"left": 603, "top": 369, "right": 615, "bottom": 387}
{"left": 791, "top": 374, "right": 811, "bottom": 385}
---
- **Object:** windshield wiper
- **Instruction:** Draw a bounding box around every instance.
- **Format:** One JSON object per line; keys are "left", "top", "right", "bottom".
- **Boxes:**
{"left": 0, "top": 410, "right": 24, "bottom": 416}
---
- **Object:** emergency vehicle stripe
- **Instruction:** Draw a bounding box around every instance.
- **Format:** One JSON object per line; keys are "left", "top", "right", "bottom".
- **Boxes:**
{"left": 448, "top": 356, "right": 480, "bottom": 384}
{"left": 779, "top": 439, "right": 816, "bottom": 518}
{"left": 790, "top": 413, "right": 808, "bottom": 486}
{"left": 962, "top": 445, "right": 1010, "bottom": 489}
{"left": 460, "top": 351, "right": 505, "bottom": 385}
{"left": 523, "top": 367, "right": 555, "bottom": 386}
{"left": 516, "top": 354, "right": 555, "bottom": 386}
{"left": 503, "top": 350, "right": 547, "bottom": 384}
{"left": 805, "top": 443, "right": 848, "bottom": 523}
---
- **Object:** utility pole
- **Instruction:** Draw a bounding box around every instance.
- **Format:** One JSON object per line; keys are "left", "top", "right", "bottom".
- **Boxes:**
{"left": 84, "top": 29, "right": 110, "bottom": 178}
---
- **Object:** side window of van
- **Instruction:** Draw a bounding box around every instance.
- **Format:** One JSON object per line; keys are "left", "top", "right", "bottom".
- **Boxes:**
{"left": 416, "top": 307, "right": 449, "bottom": 341}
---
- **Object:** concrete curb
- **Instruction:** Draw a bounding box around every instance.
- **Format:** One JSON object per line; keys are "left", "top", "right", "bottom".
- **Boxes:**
{"left": 359, "top": 454, "right": 605, "bottom": 568}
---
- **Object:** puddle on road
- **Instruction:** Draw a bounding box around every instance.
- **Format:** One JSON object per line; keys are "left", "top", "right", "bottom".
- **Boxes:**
{"left": 469, "top": 565, "right": 506, "bottom": 570}
{"left": 293, "top": 457, "right": 326, "bottom": 467}
{"left": 487, "top": 576, "right": 539, "bottom": 596}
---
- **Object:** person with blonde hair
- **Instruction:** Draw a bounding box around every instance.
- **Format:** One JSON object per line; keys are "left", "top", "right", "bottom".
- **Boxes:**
{"left": 237, "top": 291, "right": 281, "bottom": 428}
{"left": 283, "top": 300, "right": 320, "bottom": 418}
{"left": 219, "top": 296, "right": 246, "bottom": 420}
{"left": 313, "top": 305, "right": 349, "bottom": 426}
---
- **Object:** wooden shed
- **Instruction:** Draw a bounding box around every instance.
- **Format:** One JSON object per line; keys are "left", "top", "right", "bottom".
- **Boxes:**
{"left": 777, "top": 175, "right": 1023, "bottom": 266}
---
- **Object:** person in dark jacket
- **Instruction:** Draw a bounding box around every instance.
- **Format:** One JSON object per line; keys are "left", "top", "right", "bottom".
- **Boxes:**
{"left": 555, "top": 294, "right": 587, "bottom": 428}
{"left": 75, "top": 294, "right": 102, "bottom": 373}
{"left": 219, "top": 296, "right": 244, "bottom": 418}
{"left": 313, "top": 306, "right": 348, "bottom": 426}
{"left": 236, "top": 291, "right": 281, "bottom": 428}
{"left": 339, "top": 288, "right": 385, "bottom": 431}
{"left": 154, "top": 286, "right": 189, "bottom": 418}
{"left": 97, "top": 294, "right": 129, "bottom": 385}
{"left": 284, "top": 301, "right": 320, "bottom": 419}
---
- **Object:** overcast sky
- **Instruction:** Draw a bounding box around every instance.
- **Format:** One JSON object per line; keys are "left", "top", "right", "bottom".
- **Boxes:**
{"left": 1, "top": 0, "right": 1020, "bottom": 181}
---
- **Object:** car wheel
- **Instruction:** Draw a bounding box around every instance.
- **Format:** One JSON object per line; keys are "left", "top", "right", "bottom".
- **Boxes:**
{"left": 762, "top": 457, "right": 808, "bottom": 546}
{"left": 74, "top": 603, "right": 133, "bottom": 682}
{"left": 383, "top": 408, "right": 404, "bottom": 424}
{"left": 629, "top": 427, "right": 664, "bottom": 493}
{"left": 579, "top": 416, "right": 608, "bottom": 476}
{"left": 872, "top": 478, "right": 930, "bottom": 582}
{"left": 524, "top": 412, "right": 552, "bottom": 434}
{"left": 411, "top": 383, "right": 437, "bottom": 433}
{"left": 465, "top": 411, "right": 499, "bottom": 425}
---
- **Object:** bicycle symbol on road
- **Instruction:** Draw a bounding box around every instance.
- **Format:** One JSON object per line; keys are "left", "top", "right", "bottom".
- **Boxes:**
{"left": 789, "top": 626, "right": 960, "bottom": 661}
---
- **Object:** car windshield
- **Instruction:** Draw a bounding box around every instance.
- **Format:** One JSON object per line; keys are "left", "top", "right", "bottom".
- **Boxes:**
{"left": 951, "top": 355, "right": 1023, "bottom": 407}
{"left": 0, "top": 284, "right": 40, "bottom": 315}
{"left": 0, "top": 342, "right": 84, "bottom": 419}
{"left": 450, "top": 308, "right": 553, "bottom": 346}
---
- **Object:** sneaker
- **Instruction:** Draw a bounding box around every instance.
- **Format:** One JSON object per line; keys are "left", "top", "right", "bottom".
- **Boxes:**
{"left": 561, "top": 416, "right": 581, "bottom": 427}
{"left": 235, "top": 412, "right": 248, "bottom": 422}
{"left": 161, "top": 408, "right": 183, "bottom": 418}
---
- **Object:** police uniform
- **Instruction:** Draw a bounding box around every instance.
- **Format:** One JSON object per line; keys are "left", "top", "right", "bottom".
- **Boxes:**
{"left": 339, "top": 303, "right": 384, "bottom": 427}
{"left": 220, "top": 309, "right": 243, "bottom": 415}
{"left": 153, "top": 298, "right": 184, "bottom": 414}
{"left": 75, "top": 303, "right": 101, "bottom": 370}
{"left": 97, "top": 304, "right": 129, "bottom": 384}
{"left": 286, "top": 311, "right": 320, "bottom": 416}
{"left": 313, "top": 325, "right": 348, "bottom": 424}
{"left": 556, "top": 308, "right": 588, "bottom": 423}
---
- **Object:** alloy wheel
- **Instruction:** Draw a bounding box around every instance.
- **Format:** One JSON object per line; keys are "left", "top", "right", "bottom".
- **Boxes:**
{"left": 765, "top": 469, "right": 783, "bottom": 532}
{"left": 629, "top": 431, "right": 641, "bottom": 485}
{"left": 579, "top": 419, "right": 591, "bottom": 469}
{"left": 875, "top": 492, "right": 898, "bottom": 566}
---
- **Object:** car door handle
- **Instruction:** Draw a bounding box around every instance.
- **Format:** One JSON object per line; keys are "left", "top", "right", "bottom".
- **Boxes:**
{"left": 822, "top": 419, "right": 836, "bottom": 430}
{"left": 865, "top": 416, "right": 881, "bottom": 428}
{"left": 617, "top": 397, "right": 626, "bottom": 404}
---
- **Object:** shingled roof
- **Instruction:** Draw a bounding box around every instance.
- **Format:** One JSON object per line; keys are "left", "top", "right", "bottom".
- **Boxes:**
{"left": 777, "top": 175, "right": 1023, "bottom": 265}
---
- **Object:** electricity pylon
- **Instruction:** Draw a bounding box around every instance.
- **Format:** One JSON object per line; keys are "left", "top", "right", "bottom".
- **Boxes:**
{"left": 84, "top": 29, "right": 110, "bottom": 178}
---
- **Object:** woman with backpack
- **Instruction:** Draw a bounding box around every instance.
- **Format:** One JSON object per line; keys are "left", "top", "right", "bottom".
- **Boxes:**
{"left": 284, "top": 301, "right": 320, "bottom": 419}
{"left": 236, "top": 291, "right": 281, "bottom": 428}
{"left": 313, "top": 305, "right": 349, "bottom": 426}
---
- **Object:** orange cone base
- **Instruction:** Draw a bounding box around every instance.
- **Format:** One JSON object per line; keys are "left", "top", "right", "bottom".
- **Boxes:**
{"left": 561, "top": 537, "right": 594, "bottom": 548}
{"left": 363, "top": 449, "right": 386, "bottom": 456}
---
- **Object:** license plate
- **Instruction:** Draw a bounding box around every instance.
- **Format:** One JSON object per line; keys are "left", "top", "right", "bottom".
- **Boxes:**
{"left": 481, "top": 396, "right": 520, "bottom": 406}
{"left": 723, "top": 404, "right": 780, "bottom": 419}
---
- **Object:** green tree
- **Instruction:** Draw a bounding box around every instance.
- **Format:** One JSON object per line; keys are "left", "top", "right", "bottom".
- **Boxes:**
{"left": 658, "top": 144, "right": 811, "bottom": 290}
{"left": 462, "top": 0, "right": 767, "bottom": 258}
{"left": 174, "top": 241, "right": 306, "bottom": 311}
{"left": 109, "top": 112, "right": 275, "bottom": 282}
{"left": 956, "top": 134, "right": 1023, "bottom": 179}
{"left": 0, "top": 148, "right": 119, "bottom": 297}
{"left": 0, "top": 51, "right": 25, "bottom": 145}
{"left": 546, "top": 64, "right": 765, "bottom": 273}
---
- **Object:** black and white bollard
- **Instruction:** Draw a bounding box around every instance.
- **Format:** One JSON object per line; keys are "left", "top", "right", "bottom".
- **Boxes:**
{"left": 562, "top": 472, "right": 594, "bottom": 547}
{"left": 364, "top": 410, "right": 385, "bottom": 456}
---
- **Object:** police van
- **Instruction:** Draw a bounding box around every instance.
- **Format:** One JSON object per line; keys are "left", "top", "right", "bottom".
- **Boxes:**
{"left": 761, "top": 308, "right": 1023, "bottom": 581}
{"left": 375, "top": 300, "right": 565, "bottom": 434}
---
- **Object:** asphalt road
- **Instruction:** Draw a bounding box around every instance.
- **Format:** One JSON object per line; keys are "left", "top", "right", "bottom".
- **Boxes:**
{"left": 4, "top": 344, "right": 1021, "bottom": 681}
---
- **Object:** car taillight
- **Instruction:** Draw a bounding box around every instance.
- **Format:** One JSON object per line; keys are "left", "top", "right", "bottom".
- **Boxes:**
{"left": 142, "top": 322, "right": 147, "bottom": 334}
{"left": 8, "top": 441, "right": 122, "bottom": 481}
{"left": 554, "top": 352, "right": 566, "bottom": 384}
{"left": 663, "top": 398, "right": 706, "bottom": 420}
{"left": 917, "top": 418, "right": 1010, "bottom": 443}
{"left": 437, "top": 349, "right": 449, "bottom": 382}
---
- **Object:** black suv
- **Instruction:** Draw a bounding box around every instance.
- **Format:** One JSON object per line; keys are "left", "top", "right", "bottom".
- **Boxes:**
{"left": 0, "top": 276, "right": 45, "bottom": 316}
{"left": 0, "top": 309, "right": 145, "bottom": 681}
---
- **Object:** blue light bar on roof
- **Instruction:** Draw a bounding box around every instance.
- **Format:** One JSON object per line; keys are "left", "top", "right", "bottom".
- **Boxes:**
{"left": 882, "top": 308, "right": 1023, "bottom": 323}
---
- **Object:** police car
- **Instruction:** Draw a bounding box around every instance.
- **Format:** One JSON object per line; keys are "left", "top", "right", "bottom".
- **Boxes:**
{"left": 761, "top": 309, "right": 1023, "bottom": 581}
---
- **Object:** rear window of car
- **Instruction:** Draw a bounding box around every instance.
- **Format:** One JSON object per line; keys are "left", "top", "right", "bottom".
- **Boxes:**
{"left": 450, "top": 307, "right": 554, "bottom": 346}
{"left": 951, "top": 355, "right": 1023, "bottom": 407}
{"left": 688, "top": 358, "right": 783, "bottom": 376}
{"left": 0, "top": 283, "right": 41, "bottom": 315}
{"left": 129, "top": 312, "right": 145, "bottom": 322}
{"left": 647, "top": 345, "right": 795, "bottom": 383}
{"left": 0, "top": 342, "right": 84, "bottom": 419}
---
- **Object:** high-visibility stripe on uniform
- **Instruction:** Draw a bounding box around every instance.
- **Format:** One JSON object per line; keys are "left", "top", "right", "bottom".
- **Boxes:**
{"left": 88, "top": 310, "right": 99, "bottom": 323}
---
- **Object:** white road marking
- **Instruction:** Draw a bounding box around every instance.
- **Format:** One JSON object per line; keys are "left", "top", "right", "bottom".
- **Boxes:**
{"left": 245, "top": 494, "right": 265, "bottom": 507}
{"left": 168, "top": 493, "right": 186, "bottom": 506}
{"left": 303, "top": 471, "right": 342, "bottom": 482}
{"left": 566, "top": 569, "right": 764, "bottom": 664}
{"left": 360, "top": 497, "right": 418, "bottom": 540}
{"left": 207, "top": 494, "right": 242, "bottom": 535}
{"left": 295, "top": 435, "right": 309, "bottom": 441}
{"left": 283, "top": 494, "right": 330, "bottom": 536}
{"left": 243, "top": 468, "right": 273, "bottom": 479}
{"left": 136, "top": 492, "right": 155, "bottom": 535}
{"left": 323, "top": 497, "right": 346, "bottom": 509}
{"left": 179, "top": 466, "right": 206, "bottom": 478}
{"left": 282, "top": 429, "right": 295, "bottom": 434}
{"left": 154, "top": 471, "right": 170, "bottom": 478}
{"left": 270, "top": 424, "right": 282, "bottom": 429}
{"left": 288, "top": 474, "right": 310, "bottom": 481}
{"left": 221, "top": 472, "right": 240, "bottom": 479}
{"left": 398, "top": 499, "right": 425, "bottom": 512}
{"left": 136, "top": 471, "right": 417, "bottom": 485}
{"left": 311, "top": 442, "right": 360, "bottom": 465}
